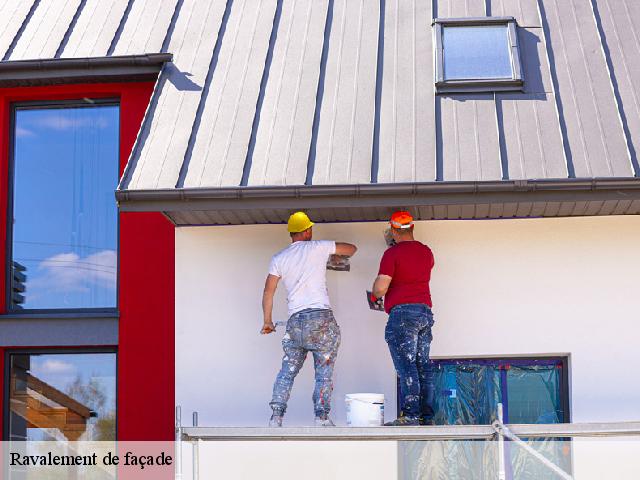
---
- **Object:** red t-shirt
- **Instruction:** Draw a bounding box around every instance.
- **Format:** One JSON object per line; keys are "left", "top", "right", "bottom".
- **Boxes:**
{"left": 378, "top": 241, "right": 434, "bottom": 313}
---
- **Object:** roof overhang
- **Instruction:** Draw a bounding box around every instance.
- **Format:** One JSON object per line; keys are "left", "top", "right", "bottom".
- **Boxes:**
{"left": 116, "top": 178, "right": 640, "bottom": 225}
{"left": 0, "top": 53, "right": 172, "bottom": 87}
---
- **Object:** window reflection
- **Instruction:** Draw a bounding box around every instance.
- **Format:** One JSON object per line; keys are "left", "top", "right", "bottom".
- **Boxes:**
{"left": 8, "top": 352, "right": 117, "bottom": 441}
{"left": 11, "top": 103, "right": 119, "bottom": 310}
{"left": 443, "top": 25, "right": 513, "bottom": 80}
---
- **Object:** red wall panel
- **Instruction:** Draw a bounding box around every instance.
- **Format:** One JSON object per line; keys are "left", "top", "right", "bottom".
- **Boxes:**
{"left": 0, "top": 82, "right": 175, "bottom": 441}
{"left": 118, "top": 212, "right": 175, "bottom": 440}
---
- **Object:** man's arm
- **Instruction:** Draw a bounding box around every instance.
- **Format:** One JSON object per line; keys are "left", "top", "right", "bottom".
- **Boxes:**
{"left": 335, "top": 242, "right": 357, "bottom": 257}
{"left": 261, "top": 274, "right": 280, "bottom": 334}
{"left": 372, "top": 274, "right": 392, "bottom": 299}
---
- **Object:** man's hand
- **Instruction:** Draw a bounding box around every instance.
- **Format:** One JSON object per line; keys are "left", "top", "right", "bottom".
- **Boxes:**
{"left": 366, "top": 291, "right": 385, "bottom": 311}
{"left": 372, "top": 274, "right": 392, "bottom": 299}
{"left": 335, "top": 242, "right": 357, "bottom": 257}
{"left": 262, "top": 274, "right": 280, "bottom": 335}
{"left": 261, "top": 321, "right": 276, "bottom": 334}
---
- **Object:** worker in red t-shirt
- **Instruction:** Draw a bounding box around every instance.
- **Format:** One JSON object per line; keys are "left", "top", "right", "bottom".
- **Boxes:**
{"left": 371, "top": 211, "right": 435, "bottom": 426}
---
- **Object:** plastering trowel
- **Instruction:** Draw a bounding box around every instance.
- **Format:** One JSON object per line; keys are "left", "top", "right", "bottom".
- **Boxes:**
{"left": 326, "top": 254, "right": 351, "bottom": 271}
{"left": 366, "top": 291, "right": 384, "bottom": 311}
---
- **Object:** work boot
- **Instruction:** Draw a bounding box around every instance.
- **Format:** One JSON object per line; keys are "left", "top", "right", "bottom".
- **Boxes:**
{"left": 269, "top": 414, "right": 283, "bottom": 427}
{"left": 384, "top": 416, "right": 420, "bottom": 426}
{"left": 314, "top": 414, "right": 335, "bottom": 427}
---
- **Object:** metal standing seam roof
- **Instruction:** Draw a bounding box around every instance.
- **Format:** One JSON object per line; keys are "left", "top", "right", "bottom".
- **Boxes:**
{"left": 0, "top": 0, "right": 639, "bottom": 223}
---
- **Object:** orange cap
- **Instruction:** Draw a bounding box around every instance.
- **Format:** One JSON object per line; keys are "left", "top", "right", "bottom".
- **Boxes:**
{"left": 390, "top": 211, "right": 413, "bottom": 229}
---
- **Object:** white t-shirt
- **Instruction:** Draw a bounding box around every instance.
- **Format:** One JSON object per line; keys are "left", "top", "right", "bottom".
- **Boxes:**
{"left": 268, "top": 240, "right": 336, "bottom": 317}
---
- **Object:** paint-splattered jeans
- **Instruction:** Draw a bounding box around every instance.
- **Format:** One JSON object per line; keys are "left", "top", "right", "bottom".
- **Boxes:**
{"left": 385, "top": 303, "right": 435, "bottom": 420}
{"left": 270, "top": 308, "right": 341, "bottom": 417}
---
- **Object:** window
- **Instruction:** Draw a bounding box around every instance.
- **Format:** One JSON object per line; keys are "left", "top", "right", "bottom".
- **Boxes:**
{"left": 8, "top": 101, "right": 120, "bottom": 311}
{"left": 398, "top": 357, "right": 571, "bottom": 478}
{"left": 434, "top": 17, "right": 523, "bottom": 93}
{"left": 6, "top": 350, "right": 117, "bottom": 441}
{"left": 429, "top": 357, "right": 568, "bottom": 425}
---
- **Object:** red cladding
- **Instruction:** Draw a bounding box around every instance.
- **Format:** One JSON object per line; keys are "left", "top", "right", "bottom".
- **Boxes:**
{"left": 0, "top": 82, "right": 175, "bottom": 440}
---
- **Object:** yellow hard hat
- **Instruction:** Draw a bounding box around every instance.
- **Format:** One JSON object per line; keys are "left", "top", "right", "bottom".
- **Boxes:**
{"left": 287, "top": 211, "right": 314, "bottom": 233}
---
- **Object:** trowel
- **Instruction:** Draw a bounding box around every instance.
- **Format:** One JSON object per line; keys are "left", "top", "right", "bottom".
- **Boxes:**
{"left": 326, "top": 254, "right": 351, "bottom": 271}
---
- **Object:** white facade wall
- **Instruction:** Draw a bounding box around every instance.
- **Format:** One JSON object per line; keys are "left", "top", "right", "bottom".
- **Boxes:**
{"left": 175, "top": 216, "right": 640, "bottom": 427}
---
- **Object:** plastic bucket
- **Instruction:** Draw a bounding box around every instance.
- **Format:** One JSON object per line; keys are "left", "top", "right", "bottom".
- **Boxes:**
{"left": 345, "top": 393, "right": 385, "bottom": 427}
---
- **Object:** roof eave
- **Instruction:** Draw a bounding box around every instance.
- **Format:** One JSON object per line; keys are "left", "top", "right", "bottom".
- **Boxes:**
{"left": 0, "top": 53, "right": 173, "bottom": 87}
{"left": 115, "top": 177, "right": 640, "bottom": 216}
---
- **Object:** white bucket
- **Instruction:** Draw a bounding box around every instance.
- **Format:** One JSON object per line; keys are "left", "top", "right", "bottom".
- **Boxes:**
{"left": 345, "top": 393, "right": 385, "bottom": 427}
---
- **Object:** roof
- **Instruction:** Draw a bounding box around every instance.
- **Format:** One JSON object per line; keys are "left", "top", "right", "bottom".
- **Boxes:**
{"left": 1, "top": 0, "right": 640, "bottom": 223}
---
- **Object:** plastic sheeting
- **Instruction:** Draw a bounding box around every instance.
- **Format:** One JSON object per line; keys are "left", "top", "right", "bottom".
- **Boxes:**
{"left": 399, "top": 440, "right": 498, "bottom": 480}
{"left": 399, "top": 359, "right": 569, "bottom": 479}
{"left": 433, "top": 363, "right": 502, "bottom": 425}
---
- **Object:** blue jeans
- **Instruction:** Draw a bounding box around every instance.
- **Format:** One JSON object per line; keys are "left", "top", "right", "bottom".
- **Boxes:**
{"left": 270, "top": 308, "right": 341, "bottom": 417}
{"left": 385, "top": 303, "right": 435, "bottom": 419}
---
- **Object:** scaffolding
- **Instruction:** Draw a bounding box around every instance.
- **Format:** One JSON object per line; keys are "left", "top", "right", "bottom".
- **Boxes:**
{"left": 175, "top": 405, "right": 640, "bottom": 480}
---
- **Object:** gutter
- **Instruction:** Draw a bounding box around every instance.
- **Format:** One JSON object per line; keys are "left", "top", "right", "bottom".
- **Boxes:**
{"left": 115, "top": 178, "right": 640, "bottom": 217}
{"left": 116, "top": 177, "right": 640, "bottom": 203}
{"left": 0, "top": 53, "right": 173, "bottom": 86}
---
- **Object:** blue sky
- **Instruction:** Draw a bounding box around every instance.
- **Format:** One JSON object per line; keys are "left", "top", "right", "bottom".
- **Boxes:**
{"left": 12, "top": 104, "right": 119, "bottom": 309}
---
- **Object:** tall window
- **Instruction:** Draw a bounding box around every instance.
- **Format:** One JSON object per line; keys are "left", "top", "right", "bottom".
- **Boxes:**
{"left": 7, "top": 351, "right": 117, "bottom": 441}
{"left": 9, "top": 101, "right": 119, "bottom": 310}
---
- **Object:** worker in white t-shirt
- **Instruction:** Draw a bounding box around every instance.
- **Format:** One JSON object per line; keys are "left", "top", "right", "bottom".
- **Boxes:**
{"left": 261, "top": 212, "right": 357, "bottom": 427}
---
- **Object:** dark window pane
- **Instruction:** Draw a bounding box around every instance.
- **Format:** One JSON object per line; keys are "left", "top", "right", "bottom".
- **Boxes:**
{"left": 8, "top": 352, "right": 116, "bottom": 441}
{"left": 11, "top": 104, "right": 119, "bottom": 309}
{"left": 443, "top": 25, "right": 513, "bottom": 80}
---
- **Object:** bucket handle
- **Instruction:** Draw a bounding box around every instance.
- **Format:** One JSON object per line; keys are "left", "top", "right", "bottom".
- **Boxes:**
{"left": 347, "top": 397, "right": 384, "bottom": 405}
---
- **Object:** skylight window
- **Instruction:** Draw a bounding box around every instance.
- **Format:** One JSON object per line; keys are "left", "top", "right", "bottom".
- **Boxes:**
{"left": 434, "top": 17, "right": 523, "bottom": 93}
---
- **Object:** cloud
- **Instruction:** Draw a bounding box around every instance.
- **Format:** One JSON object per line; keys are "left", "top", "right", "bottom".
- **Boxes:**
{"left": 15, "top": 127, "right": 35, "bottom": 138}
{"left": 31, "top": 250, "right": 117, "bottom": 293}
{"left": 28, "top": 114, "right": 112, "bottom": 131}
{"left": 31, "top": 358, "right": 77, "bottom": 376}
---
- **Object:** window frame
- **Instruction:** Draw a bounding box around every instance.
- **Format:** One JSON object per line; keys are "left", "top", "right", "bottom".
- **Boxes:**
{"left": 5, "top": 98, "right": 121, "bottom": 314}
{"left": 397, "top": 355, "right": 571, "bottom": 423}
{"left": 433, "top": 16, "right": 524, "bottom": 94}
{"left": 3, "top": 346, "right": 118, "bottom": 441}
